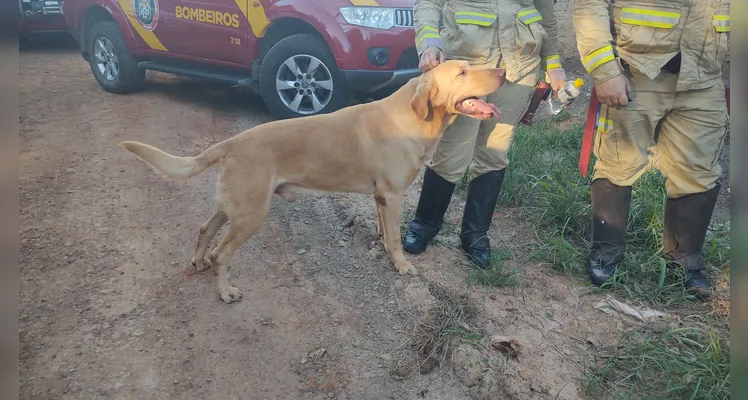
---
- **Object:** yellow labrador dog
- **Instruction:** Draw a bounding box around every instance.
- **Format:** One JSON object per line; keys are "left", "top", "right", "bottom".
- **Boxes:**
{"left": 121, "top": 60, "right": 505, "bottom": 303}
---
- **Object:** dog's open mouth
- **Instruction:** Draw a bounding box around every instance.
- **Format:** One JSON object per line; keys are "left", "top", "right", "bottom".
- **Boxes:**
{"left": 455, "top": 97, "right": 501, "bottom": 120}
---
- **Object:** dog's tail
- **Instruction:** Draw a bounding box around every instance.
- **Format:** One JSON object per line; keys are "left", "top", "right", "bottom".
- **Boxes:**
{"left": 119, "top": 140, "right": 227, "bottom": 181}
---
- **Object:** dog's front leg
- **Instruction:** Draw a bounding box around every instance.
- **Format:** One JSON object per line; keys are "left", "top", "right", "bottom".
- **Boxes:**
{"left": 375, "top": 199, "right": 384, "bottom": 238}
{"left": 375, "top": 192, "right": 417, "bottom": 276}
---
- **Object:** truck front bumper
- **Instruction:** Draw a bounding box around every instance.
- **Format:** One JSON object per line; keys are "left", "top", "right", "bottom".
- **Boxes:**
{"left": 342, "top": 69, "right": 421, "bottom": 93}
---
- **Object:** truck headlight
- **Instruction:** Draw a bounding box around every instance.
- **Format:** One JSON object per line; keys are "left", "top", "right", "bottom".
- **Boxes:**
{"left": 339, "top": 7, "right": 395, "bottom": 30}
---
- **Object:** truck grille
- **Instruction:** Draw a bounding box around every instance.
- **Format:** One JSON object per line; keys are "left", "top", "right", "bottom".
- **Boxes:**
{"left": 44, "top": 0, "right": 64, "bottom": 14}
{"left": 24, "top": 0, "right": 64, "bottom": 15}
{"left": 395, "top": 8, "right": 414, "bottom": 27}
{"left": 395, "top": 9, "right": 444, "bottom": 29}
{"left": 396, "top": 48, "right": 419, "bottom": 70}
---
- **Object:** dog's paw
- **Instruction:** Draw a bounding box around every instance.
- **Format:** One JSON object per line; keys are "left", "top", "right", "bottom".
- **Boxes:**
{"left": 396, "top": 262, "right": 418, "bottom": 276}
{"left": 219, "top": 286, "right": 243, "bottom": 304}
{"left": 191, "top": 256, "right": 212, "bottom": 272}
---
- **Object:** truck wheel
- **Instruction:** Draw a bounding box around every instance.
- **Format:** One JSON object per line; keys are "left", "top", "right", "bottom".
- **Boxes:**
{"left": 86, "top": 21, "right": 144, "bottom": 93}
{"left": 259, "top": 33, "right": 347, "bottom": 119}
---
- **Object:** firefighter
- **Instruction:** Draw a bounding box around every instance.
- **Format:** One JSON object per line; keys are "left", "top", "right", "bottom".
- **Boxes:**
{"left": 572, "top": 0, "right": 730, "bottom": 299}
{"left": 404, "top": 0, "right": 567, "bottom": 268}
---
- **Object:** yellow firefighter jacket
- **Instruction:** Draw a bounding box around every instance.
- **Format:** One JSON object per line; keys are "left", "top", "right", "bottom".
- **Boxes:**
{"left": 572, "top": 0, "right": 730, "bottom": 92}
{"left": 414, "top": 0, "right": 561, "bottom": 82}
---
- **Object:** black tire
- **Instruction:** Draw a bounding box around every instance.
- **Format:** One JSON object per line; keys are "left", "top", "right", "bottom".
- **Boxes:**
{"left": 86, "top": 21, "right": 145, "bottom": 93}
{"left": 259, "top": 33, "right": 347, "bottom": 119}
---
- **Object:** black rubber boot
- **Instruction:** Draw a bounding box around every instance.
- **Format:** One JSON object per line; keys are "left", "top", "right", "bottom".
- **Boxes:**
{"left": 588, "top": 179, "right": 632, "bottom": 286}
{"left": 663, "top": 184, "right": 720, "bottom": 300}
{"left": 403, "top": 167, "right": 456, "bottom": 254}
{"left": 460, "top": 169, "right": 506, "bottom": 269}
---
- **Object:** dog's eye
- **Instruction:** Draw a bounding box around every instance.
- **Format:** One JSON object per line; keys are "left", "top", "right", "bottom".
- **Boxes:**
{"left": 458, "top": 70, "right": 466, "bottom": 76}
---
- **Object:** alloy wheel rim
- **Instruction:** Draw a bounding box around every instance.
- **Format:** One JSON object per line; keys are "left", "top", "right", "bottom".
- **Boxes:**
{"left": 94, "top": 37, "right": 119, "bottom": 81}
{"left": 275, "top": 54, "right": 333, "bottom": 115}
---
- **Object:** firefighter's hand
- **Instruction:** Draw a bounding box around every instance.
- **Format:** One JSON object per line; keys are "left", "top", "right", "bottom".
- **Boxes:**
{"left": 419, "top": 47, "right": 445, "bottom": 73}
{"left": 546, "top": 68, "right": 567, "bottom": 93}
{"left": 596, "top": 74, "right": 632, "bottom": 107}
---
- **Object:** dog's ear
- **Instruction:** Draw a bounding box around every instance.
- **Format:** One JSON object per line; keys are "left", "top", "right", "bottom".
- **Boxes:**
{"left": 410, "top": 76, "right": 434, "bottom": 120}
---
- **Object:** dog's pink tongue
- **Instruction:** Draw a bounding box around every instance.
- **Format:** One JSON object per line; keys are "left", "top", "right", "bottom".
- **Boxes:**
{"left": 487, "top": 103, "right": 501, "bottom": 119}
{"left": 460, "top": 98, "right": 502, "bottom": 119}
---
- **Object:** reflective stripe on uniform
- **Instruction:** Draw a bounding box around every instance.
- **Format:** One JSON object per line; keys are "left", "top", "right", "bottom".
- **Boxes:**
{"left": 544, "top": 54, "right": 561, "bottom": 70}
{"left": 620, "top": 8, "right": 680, "bottom": 29}
{"left": 417, "top": 26, "right": 441, "bottom": 47}
{"left": 713, "top": 15, "right": 730, "bottom": 32}
{"left": 517, "top": 8, "right": 542, "bottom": 25}
{"left": 583, "top": 45, "right": 616, "bottom": 72}
{"left": 597, "top": 117, "right": 614, "bottom": 133}
{"left": 454, "top": 11, "right": 497, "bottom": 26}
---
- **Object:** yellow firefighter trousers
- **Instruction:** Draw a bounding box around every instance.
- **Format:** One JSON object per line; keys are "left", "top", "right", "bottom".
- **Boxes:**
{"left": 427, "top": 64, "right": 540, "bottom": 184}
{"left": 593, "top": 67, "right": 728, "bottom": 198}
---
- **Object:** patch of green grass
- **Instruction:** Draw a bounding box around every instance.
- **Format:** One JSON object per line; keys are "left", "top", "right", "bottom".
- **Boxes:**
{"left": 532, "top": 227, "right": 586, "bottom": 275}
{"left": 582, "top": 320, "right": 730, "bottom": 399}
{"left": 529, "top": 176, "right": 591, "bottom": 239}
{"left": 466, "top": 245, "right": 522, "bottom": 288}
{"left": 704, "top": 222, "right": 731, "bottom": 269}
{"left": 490, "top": 113, "right": 731, "bottom": 400}
{"left": 600, "top": 253, "right": 697, "bottom": 307}
{"left": 553, "top": 108, "right": 574, "bottom": 122}
{"left": 400, "top": 208, "right": 415, "bottom": 242}
{"left": 626, "top": 171, "right": 667, "bottom": 253}
{"left": 598, "top": 220, "right": 731, "bottom": 306}
{"left": 503, "top": 115, "right": 729, "bottom": 307}
{"left": 502, "top": 115, "right": 587, "bottom": 208}
{"left": 456, "top": 168, "right": 471, "bottom": 192}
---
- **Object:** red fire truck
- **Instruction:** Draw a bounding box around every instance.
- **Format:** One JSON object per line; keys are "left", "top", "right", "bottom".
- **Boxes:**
{"left": 62, "top": 0, "right": 421, "bottom": 118}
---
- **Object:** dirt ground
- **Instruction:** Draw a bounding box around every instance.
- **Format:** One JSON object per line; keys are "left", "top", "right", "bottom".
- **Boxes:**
{"left": 18, "top": 38, "right": 721, "bottom": 400}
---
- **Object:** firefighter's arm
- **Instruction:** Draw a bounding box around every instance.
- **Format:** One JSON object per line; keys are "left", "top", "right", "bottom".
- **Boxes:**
{"left": 414, "top": 0, "right": 446, "bottom": 55}
{"left": 534, "top": 0, "right": 561, "bottom": 73}
{"left": 572, "top": 0, "right": 623, "bottom": 83}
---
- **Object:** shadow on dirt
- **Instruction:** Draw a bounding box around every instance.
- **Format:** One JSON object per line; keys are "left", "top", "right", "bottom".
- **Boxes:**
{"left": 21, "top": 32, "right": 272, "bottom": 118}
{"left": 21, "top": 32, "right": 372, "bottom": 121}
{"left": 21, "top": 33, "right": 78, "bottom": 52}
{"left": 141, "top": 77, "right": 272, "bottom": 117}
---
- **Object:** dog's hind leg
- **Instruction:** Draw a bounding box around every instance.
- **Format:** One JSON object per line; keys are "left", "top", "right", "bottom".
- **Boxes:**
{"left": 209, "top": 210, "right": 269, "bottom": 304}
{"left": 192, "top": 208, "right": 228, "bottom": 272}
{"left": 209, "top": 190, "right": 272, "bottom": 304}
